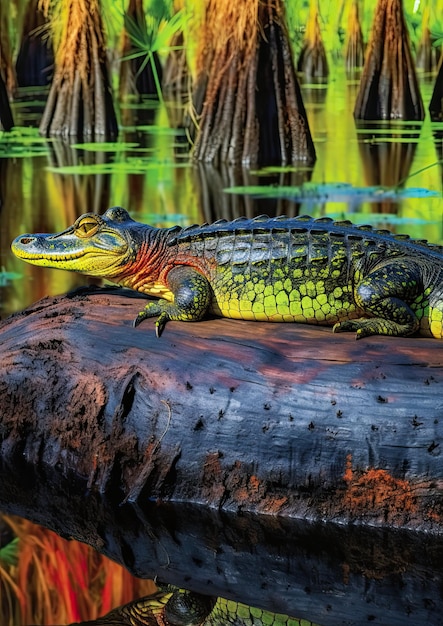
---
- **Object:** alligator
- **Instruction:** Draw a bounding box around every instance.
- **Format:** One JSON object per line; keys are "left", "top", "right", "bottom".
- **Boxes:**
{"left": 69, "top": 586, "right": 317, "bottom": 625}
{"left": 11, "top": 206, "right": 443, "bottom": 339}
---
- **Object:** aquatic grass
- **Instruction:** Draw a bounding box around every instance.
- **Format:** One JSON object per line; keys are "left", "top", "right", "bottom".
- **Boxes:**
{"left": 46, "top": 158, "right": 191, "bottom": 175}
{"left": 0, "top": 127, "right": 51, "bottom": 158}
{"left": 224, "top": 182, "right": 440, "bottom": 202}
{"left": 360, "top": 137, "right": 422, "bottom": 144}
{"left": 354, "top": 127, "right": 425, "bottom": 135}
{"left": 1, "top": 515, "right": 156, "bottom": 625}
{"left": 396, "top": 159, "right": 443, "bottom": 188}
{"left": 70, "top": 142, "right": 141, "bottom": 152}
{"left": 0, "top": 269, "right": 23, "bottom": 287}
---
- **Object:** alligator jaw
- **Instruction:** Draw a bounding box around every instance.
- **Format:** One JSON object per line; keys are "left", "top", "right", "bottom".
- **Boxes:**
{"left": 11, "top": 230, "right": 130, "bottom": 276}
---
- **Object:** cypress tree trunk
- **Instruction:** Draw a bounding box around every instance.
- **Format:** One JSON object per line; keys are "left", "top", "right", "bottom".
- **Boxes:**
{"left": 190, "top": 0, "right": 315, "bottom": 166}
{"left": 0, "top": 2, "right": 16, "bottom": 96}
{"left": 163, "top": 30, "right": 189, "bottom": 128}
{"left": 40, "top": 0, "right": 118, "bottom": 138}
{"left": 297, "top": 0, "right": 329, "bottom": 81}
{"left": 345, "top": 0, "right": 365, "bottom": 73}
{"left": 354, "top": 0, "right": 424, "bottom": 120}
{"left": 415, "top": 5, "right": 441, "bottom": 74}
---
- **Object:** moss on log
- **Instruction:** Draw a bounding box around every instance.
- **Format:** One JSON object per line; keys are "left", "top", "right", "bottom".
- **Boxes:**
{"left": 1, "top": 288, "right": 443, "bottom": 533}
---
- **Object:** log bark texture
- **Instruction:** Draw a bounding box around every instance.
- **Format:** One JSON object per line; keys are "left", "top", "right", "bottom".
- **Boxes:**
{"left": 1, "top": 288, "right": 443, "bottom": 531}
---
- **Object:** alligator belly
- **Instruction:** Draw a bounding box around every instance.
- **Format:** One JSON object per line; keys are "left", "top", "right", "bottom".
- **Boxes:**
{"left": 210, "top": 271, "right": 364, "bottom": 325}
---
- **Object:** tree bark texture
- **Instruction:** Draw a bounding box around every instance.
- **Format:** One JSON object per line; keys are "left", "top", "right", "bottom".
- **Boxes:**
{"left": 345, "top": 0, "right": 365, "bottom": 73}
{"left": 190, "top": 0, "right": 315, "bottom": 166}
{"left": 1, "top": 289, "right": 443, "bottom": 533}
{"left": 0, "top": 2, "right": 16, "bottom": 96}
{"left": 163, "top": 30, "right": 190, "bottom": 128}
{"left": 415, "top": 5, "right": 441, "bottom": 74}
{"left": 39, "top": 0, "right": 118, "bottom": 138}
{"left": 354, "top": 0, "right": 424, "bottom": 120}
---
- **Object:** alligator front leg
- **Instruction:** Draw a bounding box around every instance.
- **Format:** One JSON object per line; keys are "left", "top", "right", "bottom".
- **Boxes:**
{"left": 134, "top": 265, "right": 212, "bottom": 337}
{"left": 333, "top": 262, "right": 421, "bottom": 339}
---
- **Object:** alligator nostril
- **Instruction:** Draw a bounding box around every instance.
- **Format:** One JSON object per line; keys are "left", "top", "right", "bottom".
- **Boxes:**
{"left": 20, "top": 237, "right": 34, "bottom": 245}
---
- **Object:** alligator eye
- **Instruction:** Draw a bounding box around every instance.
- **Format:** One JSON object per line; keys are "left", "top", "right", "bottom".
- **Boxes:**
{"left": 75, "top": 217, "right": 99, "bottom": 238}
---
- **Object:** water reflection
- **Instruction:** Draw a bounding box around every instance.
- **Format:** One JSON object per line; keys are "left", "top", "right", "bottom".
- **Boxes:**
{"left": 0, "top": 457, "right": 441, "bottom": 626}
{"left": 67, "top": 586, "right": 319, "bottom": 626}
{"left": 193, "top": 162, "right": 313, "bottom": 222}
{"left": 355, "top": 121, "right": 421, "bottom": 214}
{"left": 48, "top": 140, "right": 113, "bottom": 217}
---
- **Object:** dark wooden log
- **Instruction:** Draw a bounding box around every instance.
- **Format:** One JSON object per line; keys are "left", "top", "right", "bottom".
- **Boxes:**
{"left": 1, "top": 288, "right": 443, "bottom": 533}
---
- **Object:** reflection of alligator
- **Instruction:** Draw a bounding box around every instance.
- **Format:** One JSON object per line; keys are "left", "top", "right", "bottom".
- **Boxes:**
{"left": 72, "top": 586, "right": 316, "bottom": 625}
{"left": 11, "top": 206, "right": 443, "bottom": 338}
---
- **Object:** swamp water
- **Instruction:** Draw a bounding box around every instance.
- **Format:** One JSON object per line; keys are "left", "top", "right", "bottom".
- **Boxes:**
{"left": 1, "top": 69, "right": 443, "bottom": 625}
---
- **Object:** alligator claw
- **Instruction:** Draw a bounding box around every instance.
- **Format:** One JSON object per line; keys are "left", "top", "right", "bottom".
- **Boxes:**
{"left": 155, "top": 313, "right": 169, "bottom": 338}
{"left": 133, "top": 311, "right": 148, "bottom": 328}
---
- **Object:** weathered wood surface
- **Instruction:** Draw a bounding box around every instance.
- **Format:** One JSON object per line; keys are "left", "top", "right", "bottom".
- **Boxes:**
{"left": 1, "top": 288, "right": 443, "bottom": 531}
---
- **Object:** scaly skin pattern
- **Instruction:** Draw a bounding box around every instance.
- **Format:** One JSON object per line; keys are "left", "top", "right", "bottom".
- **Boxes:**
{"left": 77, "top": 587, "right": 317, "bottom": 625}
{"left": 11, "top": 206, "right": 443, "bottom": 338}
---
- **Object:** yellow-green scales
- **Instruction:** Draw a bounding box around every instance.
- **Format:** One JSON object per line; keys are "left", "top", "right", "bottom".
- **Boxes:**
{"left": 11, "top": 208, "right": 443, "bottom": 339}
{"left": 87, "top": 585, "right": 319, "bottom": 625}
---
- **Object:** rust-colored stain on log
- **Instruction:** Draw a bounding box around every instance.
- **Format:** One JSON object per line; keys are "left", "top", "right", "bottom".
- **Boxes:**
{"left": 343, "top": 454, "right": 417, "bottom": 521}
{"left": 202, "top": 454, "right": 289, "bottom": 513}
